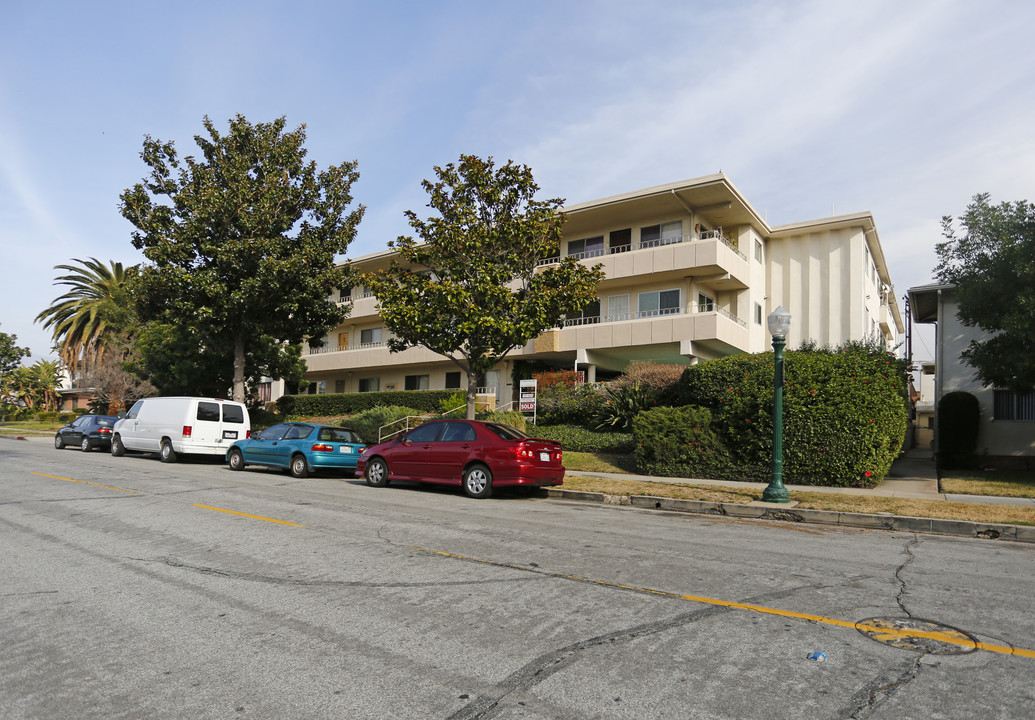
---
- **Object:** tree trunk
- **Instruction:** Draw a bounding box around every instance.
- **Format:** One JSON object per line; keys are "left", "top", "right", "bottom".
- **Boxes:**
{"left": 233, "top": 335, "right": 246, "bottom": 403}
{"left": 466, "top": 370, "right": 479, "bottom": 421}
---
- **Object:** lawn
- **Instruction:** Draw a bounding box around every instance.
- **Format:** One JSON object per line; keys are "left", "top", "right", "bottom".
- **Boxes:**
{"left": 940, "top": 469, "right": 1035, "bottom": 498}
{"left": 562, "top": 452, "right": 1035, "bottom": 527}
{"left": 0, "top": 421, "right": 64, "bottom": 434}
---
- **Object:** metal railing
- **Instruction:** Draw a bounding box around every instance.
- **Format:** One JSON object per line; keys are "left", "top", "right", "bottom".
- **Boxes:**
{"left": 537, "top": 229, "right": 745, "bottom": 267}
{"left": 560, "top": 303, "right": 745, "bottom": 328}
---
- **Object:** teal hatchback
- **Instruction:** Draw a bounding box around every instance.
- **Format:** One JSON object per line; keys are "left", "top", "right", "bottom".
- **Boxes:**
{"left": 226, "top": 422, "right": 366, "bottom": 478}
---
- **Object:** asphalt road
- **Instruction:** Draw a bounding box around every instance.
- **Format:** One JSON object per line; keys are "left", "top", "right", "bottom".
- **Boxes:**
{"left": 2, "top": 438, "right": 1033, "bottom": 719}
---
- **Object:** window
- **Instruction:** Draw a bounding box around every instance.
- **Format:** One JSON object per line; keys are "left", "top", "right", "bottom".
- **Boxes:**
{"left": 697, "top": 292, "right": 715, "bottom": 312}
{"left": 640, "top": 221, "right": 682, "bottom": 248}
{"left": 994, "top": 390, "right": 1035, "bottom": 421}
{"left": 754, "top": 303, "right": 763, "bottom": 325}
{"left": 440, "top": 422, "right": 476, "bottom": 442}
{"left": 405, "top": 422, "right": 443, "bottom": 443}
{"left": 318, "top": 427, "right": 360, "bottom": 443}
{"left": 754, "top": 239, "right": 763, "bottom": 262}
{"left": 638, "top": 289, "right": 681, "bottom": 317}
{"left": 223, "top": 404, "right": 244, "bottom": 424}
{"left": 358, "top": 377, "right": 380, "bottom": 393}
{"left": 259, "top": 424, "right": 289, "bottom": 441}
{"left": 197, "top": 402, "right": 220, "bottom": 422}
{"left": 609, "top": 228, "right": 632, "bottom": 252}
{"left": 567, "top": 236, "right": 604, "bottom": 258}
{"left": 405, "top": 374, "right": 430, "bottom": 391}
{"left": 285, "top": 424, "right": 314, "bottom": 440}
{"left": 445, "top": 371, "right": 462, "bottom": 389}
{"left": 607, "top": 294, "right": 630, "bottom": 322}
{"left": 360, "top": 327, "right": 383, "bottom": 345}
{"left": 127, "top": 400, "right": 143, "bottom": 420}
{"left": 566, "top": 299, "right": 600, "bottom": 325}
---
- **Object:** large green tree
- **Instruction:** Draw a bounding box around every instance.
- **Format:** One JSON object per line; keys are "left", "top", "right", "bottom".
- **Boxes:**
{"left": 363, "top": 155, "right": 604, "bottom": 419}
{"left": 120, "top": 114, "right": 363, "bottom": 402}
{"left": 35, "top": 258, "right": 137, "bottom": 377}
{"left": 0, "top": 326, "right": 30, "bottom": 378}
{"left": 935, "top": 193, "right": 1035, "bottom": 392}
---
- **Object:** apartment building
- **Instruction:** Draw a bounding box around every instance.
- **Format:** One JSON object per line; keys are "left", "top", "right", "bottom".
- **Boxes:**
{"left": 300, "top": 173, "right": 903, "bottom": 404}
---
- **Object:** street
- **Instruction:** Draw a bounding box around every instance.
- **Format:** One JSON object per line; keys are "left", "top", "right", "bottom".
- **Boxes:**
{"left": 2, "top": 438, "right": 1033, "bottom": 719}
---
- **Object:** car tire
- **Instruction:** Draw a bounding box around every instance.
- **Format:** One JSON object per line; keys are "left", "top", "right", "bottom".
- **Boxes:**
{"left": 54, "top": 435, "right": 64, "bottom": 449}
{"left": 111, "top": 434, "right": 125, "bottom": 457}
{"left": 80, "top": 437, "right": 91, "bottom": 452}
{"left": 228, "top": 448, "right": 245, "bottom": 471}
{"left": 159, "top": 439, "right": 177, "bottom": 463}
{"left": 462, "top": 463, "right": 493, "bottom": 499}
{"left": 365, "top": 458, "right": 389, "bottom": 487}
{"left": 290, "top": 454, "right": 309, "bottom": 478}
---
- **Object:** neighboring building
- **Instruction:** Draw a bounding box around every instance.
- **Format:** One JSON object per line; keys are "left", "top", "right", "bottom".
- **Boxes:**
{"left": 301, "top": 173, "right": 904, "bottom": 405}
{"left": 908, "top": 283, "right": 1035, "bottom": 464}
{"left": 57, "top": 369, "right": 95, "bottom": 411}
{"left": 914, "top": 361, "right": 936, "bottom": 449}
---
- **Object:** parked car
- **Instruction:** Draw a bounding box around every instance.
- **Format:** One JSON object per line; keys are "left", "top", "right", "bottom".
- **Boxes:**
{"left": 112, "top": 396, "right": 250, "bottom": 462}
{"left": 226, "top": 423, "right": 366, "bottom": 478}
{"left": 356, "top": 419, "right": 564, "bottom": 499}
{"left": 54, "top": 414, "right": 119, "bottom": 452}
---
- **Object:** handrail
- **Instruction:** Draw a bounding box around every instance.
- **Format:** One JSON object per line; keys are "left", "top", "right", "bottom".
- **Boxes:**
{"left": 538, "top": 230, "right": 746, "bottom": 266}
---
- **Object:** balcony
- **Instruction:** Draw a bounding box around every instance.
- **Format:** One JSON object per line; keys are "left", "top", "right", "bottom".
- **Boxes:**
{"left": 538, "top": 229, "right": 746, "bottom": 266}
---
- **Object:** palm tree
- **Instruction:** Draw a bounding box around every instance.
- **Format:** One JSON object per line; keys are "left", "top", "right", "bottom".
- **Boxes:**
{"left": 35, "top": 258, "right": 137, "bottom": 377}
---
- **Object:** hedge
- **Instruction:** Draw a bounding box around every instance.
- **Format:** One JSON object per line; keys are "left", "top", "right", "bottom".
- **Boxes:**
{"left": 633, "top": 406, "right": 735, "bottom": 479}
{"left": 671, "top": 342, "right": 909, "bottom": 487}
{"left": 277, "top": 390, "right": 458, "bottom": 417}
{"left": 529, "top": 424, "right": 635, "bottom": 454}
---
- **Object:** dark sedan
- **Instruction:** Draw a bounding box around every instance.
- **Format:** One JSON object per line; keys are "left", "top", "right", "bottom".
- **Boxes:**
{"left": 356, "top": 419, "right": 564, "bottom": 499}
{"left": 54, "top": 414, "right": 119, "bottom": 452}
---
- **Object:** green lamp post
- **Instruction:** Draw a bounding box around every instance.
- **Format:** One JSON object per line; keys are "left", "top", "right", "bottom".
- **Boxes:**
{"left": 763, "top": 306, "right": 792, "bottom": 504}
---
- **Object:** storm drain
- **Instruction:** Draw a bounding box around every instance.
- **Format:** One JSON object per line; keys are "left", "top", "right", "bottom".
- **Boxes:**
{"left": 856, "top": 616, "right": 980, "bottom": 655}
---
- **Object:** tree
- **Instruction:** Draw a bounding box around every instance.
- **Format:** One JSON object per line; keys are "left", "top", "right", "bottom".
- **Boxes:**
{"left": 120, "top": 114, "right": 364, "bottom": 402}
{"left": 4, "top": 360, "right": 62, "bottom": 412}
{"left": 0, "top": 326, "right": 30, "bottom": 378}
{"left": 935, "top": 193, "right": 1035, "bottom": 392}
{"left": 363, "top": 155, "right": 604, "bottom": 419}
{"left": 83, "top": 352, "right": 156, "bottom": 416}
{"left": 35, "top": 258, "right": 137, "bottom": 378}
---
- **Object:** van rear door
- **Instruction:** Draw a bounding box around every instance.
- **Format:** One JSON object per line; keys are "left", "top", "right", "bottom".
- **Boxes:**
{"left": 190, "top": 401, "right": 225, "bottom": 451}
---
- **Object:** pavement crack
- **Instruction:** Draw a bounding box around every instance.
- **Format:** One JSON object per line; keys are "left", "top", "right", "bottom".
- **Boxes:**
{"left": 447, "top": 584, "right": 815, "bottom": 720}
{"left": 894, "top": 535, "right": 920, "bottom": 616}
{"left": 844, "top": 655, "right": 925, "bottom": 719}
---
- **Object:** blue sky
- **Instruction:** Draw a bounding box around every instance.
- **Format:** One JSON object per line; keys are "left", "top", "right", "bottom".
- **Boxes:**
{"left": 2, "top": 0, "right": 1033, "bottom": 365}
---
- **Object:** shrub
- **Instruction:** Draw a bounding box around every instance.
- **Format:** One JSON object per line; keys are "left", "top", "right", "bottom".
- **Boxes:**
{"left": 672, "top": 342, "right": 908, "bottom": 487}
{"left": 633, "top": 406, "right": 734, "bottom": 479}
{"left": 533, "top": 370, "right": 582, "bottom": 389}
{"left": 58, "top": 413, "right": 78, "bottom": 424}
{"left": 248, "top": 408, "right": 280, "bottom": 432}
{"left": 38, "top": 411, "right": 62, "bottom": 422}
{"left": 277, "top": 390, "right": 457, "bottom": 417}
{"left": 439, "top": 391, "right": 467, "bottom": 416}
{"left": 593, "top": 382, "right": 658, "bottom": 431}
{"left": 343, "top": 405, "right": 426, "bottom": 444}
{"left": 937, "top": 391, "right": 980, "bottom": 470}
{"left": 613, "top": 360, "right": 686, "bottom": 405}
{"left": 536, "top": 382, "right": 606, "bottom": 426}
{"left": 529, "top": 424, "right": 635, "bottom": 453}
{"left": 477, "top": 410, "right": 527, "bottom": 432}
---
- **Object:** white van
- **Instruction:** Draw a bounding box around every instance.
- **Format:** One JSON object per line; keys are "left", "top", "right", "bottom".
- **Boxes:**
{"left": 111, "top": 397, "right": 251, "bottom": 463}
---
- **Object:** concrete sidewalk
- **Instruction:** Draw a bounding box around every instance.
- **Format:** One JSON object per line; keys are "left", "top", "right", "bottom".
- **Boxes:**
{"left": 567, "top": 446, "right": 1035, "bottom": 508}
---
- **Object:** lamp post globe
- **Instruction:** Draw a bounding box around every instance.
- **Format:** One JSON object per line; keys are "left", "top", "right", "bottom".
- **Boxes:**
{"left": 763, "top": 306, "right": 792, "bottom": 504}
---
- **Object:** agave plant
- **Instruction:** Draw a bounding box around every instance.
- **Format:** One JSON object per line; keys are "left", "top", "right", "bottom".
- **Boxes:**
{"left": 593, "top": 382, "right": 657, "bottom": 431}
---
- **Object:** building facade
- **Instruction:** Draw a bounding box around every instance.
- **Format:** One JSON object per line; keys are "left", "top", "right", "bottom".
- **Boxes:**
{"left": 300, "top": 173, "right": 903, "bottom": 404}
{"left": 908, "top": 283, "right": 1034, "bottom": 463}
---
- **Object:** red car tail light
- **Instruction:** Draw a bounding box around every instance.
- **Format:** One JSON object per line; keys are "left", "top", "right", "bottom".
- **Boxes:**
{"left": 182, "top": 425, "right": 193, "bottom": 438}
{"left": 311, "top": 444, "right": 334, "bottom": 452}
{"left": 98, "top": 428, "right": 111, "bottom": 435}
{"left": 246, "top": 430, "right": 251, "bottom": 438}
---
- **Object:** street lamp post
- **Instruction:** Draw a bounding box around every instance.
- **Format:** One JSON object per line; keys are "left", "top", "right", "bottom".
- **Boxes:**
{"left": 763, "top": 306, "right": 792, "bottom": 504}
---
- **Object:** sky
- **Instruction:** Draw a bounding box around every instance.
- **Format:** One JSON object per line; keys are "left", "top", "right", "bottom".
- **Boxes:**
{"left": 2, "top": 0, "right": 1033, "bottom": 367}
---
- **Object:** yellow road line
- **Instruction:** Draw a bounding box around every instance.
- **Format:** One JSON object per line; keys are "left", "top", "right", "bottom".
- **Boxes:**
{"left": 420, "top": 548, "right": 1035, "bottom": 659}
{"left": 32, "top": 472, "right": 138, "bottom": 494}
{"left": 192, "top": 504, "right": 304, "bottom": 527}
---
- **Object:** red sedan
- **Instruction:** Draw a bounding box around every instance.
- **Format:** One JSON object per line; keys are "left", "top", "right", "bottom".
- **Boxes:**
{"left": 356, "top": 419, "right": 564, "bottom": 499}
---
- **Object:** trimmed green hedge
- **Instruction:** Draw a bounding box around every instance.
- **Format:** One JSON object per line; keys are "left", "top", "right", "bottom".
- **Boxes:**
{"left": 529, "top": 424, "right": 635, "bottom": 453}
{"left": 633, "top": 406, "right": 734, "bottom": 479}
{"left": 277, "top": 390, "right": 458, "bottom": 416}
{"left": 670, "top": 342, "right": 909, "bottom": 487}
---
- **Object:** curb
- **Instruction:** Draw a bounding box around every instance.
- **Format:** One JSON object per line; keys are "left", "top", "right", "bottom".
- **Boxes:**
{"left": 545, "top": 489, "right": 1035, "bottom": 544}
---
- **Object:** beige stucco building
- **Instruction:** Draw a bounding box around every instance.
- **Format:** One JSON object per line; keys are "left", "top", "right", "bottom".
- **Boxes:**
{"left": 300, "top": 173, "right": 903, "bottom": 403}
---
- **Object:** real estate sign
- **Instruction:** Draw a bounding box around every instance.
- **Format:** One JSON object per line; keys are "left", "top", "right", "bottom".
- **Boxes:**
{"left": 519, "top": 379, "right": 538, "bottom": 422}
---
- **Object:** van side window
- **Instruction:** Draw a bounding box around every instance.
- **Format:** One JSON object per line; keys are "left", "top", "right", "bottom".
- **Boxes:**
{"left": 197, "top": 402, "right": 220, "bottom": 422}
{"left": 223, "top": 404, "right": 244, "bottom": 424}
{"left": 127, "top": 401, "right": 143, "bottom": 420}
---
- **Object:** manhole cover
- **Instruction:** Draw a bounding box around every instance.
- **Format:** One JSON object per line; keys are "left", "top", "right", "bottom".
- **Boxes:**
{"left": 856, "top": 617, "right": 979, "bottom": 655}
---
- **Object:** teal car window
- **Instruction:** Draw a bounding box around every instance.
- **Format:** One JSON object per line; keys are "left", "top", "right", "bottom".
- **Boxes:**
{"left": 259, "top": 424, "right": 290, "bottom": 441}
{"left": 285, "top": 425, "right": 314, "bottom": 440}
{"left": 318, "top": 427, "right": 360, "bottom": 443}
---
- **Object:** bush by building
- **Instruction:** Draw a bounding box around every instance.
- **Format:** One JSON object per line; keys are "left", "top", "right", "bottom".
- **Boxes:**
{"left": 529, "top": 424, "right": 635, "bottom": 454}
{"left": 277, "top": 390, "right": 457, "bottom": 417}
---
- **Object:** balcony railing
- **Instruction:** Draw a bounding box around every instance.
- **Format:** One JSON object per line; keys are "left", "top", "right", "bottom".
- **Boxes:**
{"left": 538, "top": 230, "right": 745, "bottom": 267}
{"left": 560, "top": 303, "right": 746, "bottom": 328}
